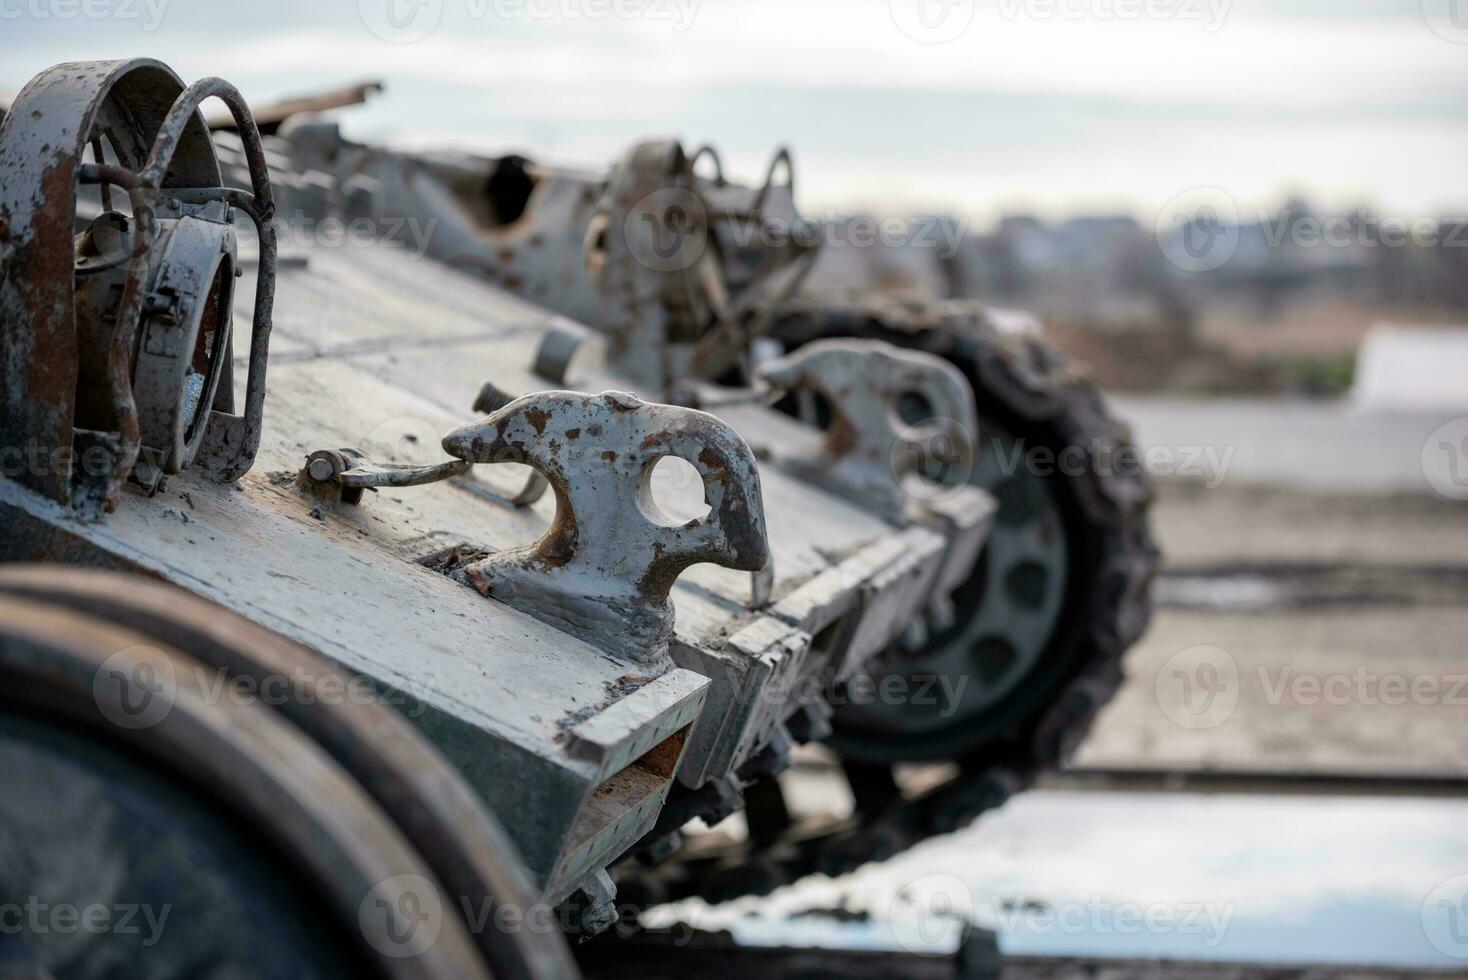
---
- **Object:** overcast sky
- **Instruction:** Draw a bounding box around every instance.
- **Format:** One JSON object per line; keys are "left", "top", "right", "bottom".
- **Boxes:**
{"left": 2, "top": 0, "right": 1465, "bottom": 223}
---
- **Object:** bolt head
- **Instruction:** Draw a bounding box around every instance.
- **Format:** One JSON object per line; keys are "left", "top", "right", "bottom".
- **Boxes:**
{"left": 307, "top": 457, "right": 336, "bottom": 482}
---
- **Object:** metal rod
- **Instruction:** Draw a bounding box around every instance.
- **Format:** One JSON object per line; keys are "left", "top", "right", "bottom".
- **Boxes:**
{"left": 89, "top": 138, "right": 113, "bottom": 211}
{"left": 1041, "top": 767, "right": 1468, "bottom": 798}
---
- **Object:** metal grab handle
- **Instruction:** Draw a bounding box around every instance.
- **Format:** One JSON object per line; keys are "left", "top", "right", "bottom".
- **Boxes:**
{"left": 148, "top": 78, "right": 278, "bottom": 484}
{"left": 441, "top": 390, "right": 770, "bottom": 665}
{"left": 756, "top": 339, "right": 979, "bottom": 516}
{"left": 749, "top": 145, "right": 794, "bottom": 222}
{"left": 301, "top": 448, "right": 470, "bottom": 504}
{"left": 77, "top": 77, "right": 277, "bottom": 496}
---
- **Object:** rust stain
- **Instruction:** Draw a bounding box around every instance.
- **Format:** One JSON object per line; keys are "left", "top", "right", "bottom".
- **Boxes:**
{"left": 526, "top": 407, "right": 552, "bottom": 435}
{"left": 697, "top": 447, "right": 728, "bottom": 483}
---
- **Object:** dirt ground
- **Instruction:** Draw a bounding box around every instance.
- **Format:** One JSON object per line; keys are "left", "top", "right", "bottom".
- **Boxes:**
{"left": 1075, "top": 477, "right": 1468, "bottom": 778}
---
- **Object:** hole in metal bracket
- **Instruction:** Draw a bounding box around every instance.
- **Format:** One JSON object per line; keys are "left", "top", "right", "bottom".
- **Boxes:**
{"left": 642, "top": 455, "right": 711, "bottom": 527}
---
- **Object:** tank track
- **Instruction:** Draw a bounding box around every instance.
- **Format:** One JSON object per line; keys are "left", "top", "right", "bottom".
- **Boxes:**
{"left": 618, "top": 292, "right": 1159, "bottom": 905}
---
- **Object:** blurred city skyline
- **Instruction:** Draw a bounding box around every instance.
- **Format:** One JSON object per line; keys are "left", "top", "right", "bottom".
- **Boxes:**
{"left": 2, "top": 0, "right": 1465, "bottom": 223}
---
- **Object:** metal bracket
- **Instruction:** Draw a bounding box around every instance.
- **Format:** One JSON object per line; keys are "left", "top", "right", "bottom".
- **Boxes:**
{"left": 442, "top": 390, "right": 770, "bottom": 667}
{"left": 0, "top": 60, "right": 275, "bottom": 517}
{"left": 755, "top": 339, "right": 978, "bottom": 518}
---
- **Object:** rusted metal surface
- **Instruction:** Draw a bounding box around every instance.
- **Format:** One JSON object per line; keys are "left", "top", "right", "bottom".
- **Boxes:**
{"left": 206, "top": 79, "right": 383, "bottom": 133}
{"left": 0, "top": 435, "right": 712, "bottom": 910}
{"left": 146, "top": 76, "right": 279, "bottom": 486}
{"left": 0, "top": 60, "right": 210, "bottom": 506}
{"left": 2, "top": 65, "right": 1153, "bottom": 957}
{"left": 301, "top": 446, "right": 471, "bottom": 504}
{"left": 0, "top": 61, "right": 275, "bottom": 515}
{"left": 443, "top": 389, "right": 770, "bottom": 667}
{"left": 0, "top": 565, "right": 579, "bottom": 979}
{"left": 198, "top": 125, "right": 1010, "bottom": 820}
{"left": 755, "top": 338, "right": 978, "bottom": 518}
{"left": 246, "top": 130, "right": 817, "bottom": 395}
{"left": 0, "top": 587, "right": 494, "bottom": 980}
{"left": 469, "top": 380, "right": 551, "bottom": 505}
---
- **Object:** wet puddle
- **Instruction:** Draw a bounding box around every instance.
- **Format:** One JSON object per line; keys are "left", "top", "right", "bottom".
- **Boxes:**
{"left": 652, "top": 791, "right": 1468, "bottom": 968}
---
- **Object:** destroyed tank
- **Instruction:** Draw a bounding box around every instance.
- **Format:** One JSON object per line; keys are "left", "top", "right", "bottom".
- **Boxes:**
{"left": 245, "top": 123, "right": 1158, "bottom": 899}
{"left": 0, "top": 60, "right": 1154, "bottom": 976}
